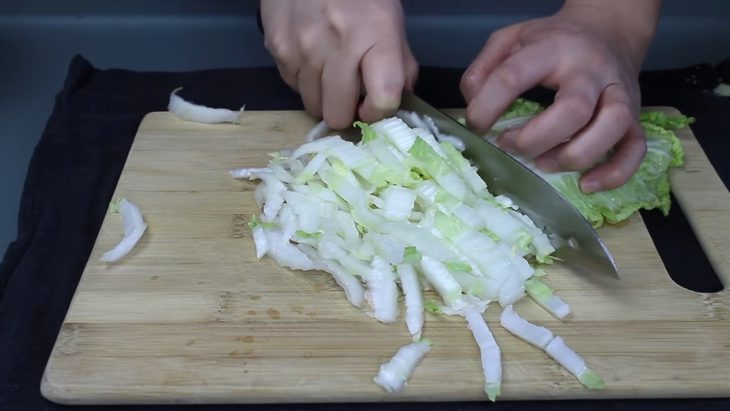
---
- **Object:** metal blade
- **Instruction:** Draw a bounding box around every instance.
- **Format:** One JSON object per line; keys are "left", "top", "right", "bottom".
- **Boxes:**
{"left": 400, "top": 91, "right": 618, "bottom": 279}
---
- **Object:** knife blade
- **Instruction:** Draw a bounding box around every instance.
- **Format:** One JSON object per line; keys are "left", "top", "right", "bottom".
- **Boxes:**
{"left": 399, "top": 91, "right": 618, "bottom": 279}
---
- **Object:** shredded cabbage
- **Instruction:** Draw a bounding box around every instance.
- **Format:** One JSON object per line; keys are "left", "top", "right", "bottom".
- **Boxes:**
{"left": 100, "top": 198, "right": 147, "bottom": 262}
{"left": 398, "top": 264, "right": 424, "bottom": 340}
{"left": 374, "top": 340, "right": 431, "bottom": 393}
{"left": 525, "top": 278, "right": 571, "bottom": 319}
{"left": 239, "top": 113, "right": 606, "bottom": 398}
{"left": 168, "top": 87, "right": 244, "bottom": 124}
{"left": 465, "top": 307, "right": 502, "bottom": 401}
{"left": 501, "top": 305, "right": 604, "bottom": 389}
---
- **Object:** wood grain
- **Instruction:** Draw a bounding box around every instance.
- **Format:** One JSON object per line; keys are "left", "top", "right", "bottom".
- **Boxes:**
{"left": 662, "top": 106, "right": 730, "bottom": 286}
{"left": 41, "top": 109, "right": 730, "bottom": 405}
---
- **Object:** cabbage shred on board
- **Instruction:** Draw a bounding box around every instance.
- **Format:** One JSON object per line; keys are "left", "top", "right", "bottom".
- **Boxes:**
{"left": 235, "top": 111, "right": 611, "bottom": 400}
{"left": 232, "top": 96, "right": 692, "bottom": 399}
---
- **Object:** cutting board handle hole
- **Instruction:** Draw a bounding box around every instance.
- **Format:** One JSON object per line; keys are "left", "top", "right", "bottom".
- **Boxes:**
{"left": 641, "top": 195, "right": 725, "bottom": 293}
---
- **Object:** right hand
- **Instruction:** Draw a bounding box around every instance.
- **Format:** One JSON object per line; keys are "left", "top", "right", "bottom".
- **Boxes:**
{"left": 261, "top": 0, "right": 418, "bottom": 129}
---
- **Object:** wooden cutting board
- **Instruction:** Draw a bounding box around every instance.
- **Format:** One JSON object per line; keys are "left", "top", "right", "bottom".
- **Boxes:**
{"left": 41, "top": 108, "right": 730, "bottom": 405}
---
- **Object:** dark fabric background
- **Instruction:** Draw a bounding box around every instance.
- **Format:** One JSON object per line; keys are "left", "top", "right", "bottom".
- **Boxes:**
{"left": 1, "top": 54, "right": 729, "bottom": 411}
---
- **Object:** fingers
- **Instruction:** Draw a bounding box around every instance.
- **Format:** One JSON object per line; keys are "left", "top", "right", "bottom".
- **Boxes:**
{"left": 322, "top": 52, "right": 361, "bottom": 129}
{"left": 297, "top": 62, "right": 323, "bottom": 119}
{"left": 403, "top": 44, "right": 420, "bottom": 91}
{"left": 262, "top": 3, "right": 300, "bottom": 91}
{"left": 318, "top": 42, "right": 415, "bottom": 128}
{"left": 497, "top": 72, "right": 603, "bottom": 158}
{"left": 262, "top": 0, "right": 414, "bottom": 125}
{"left": 579, "top": 121, "right": 646, "bottom": 193}
{"left": 358, "top": 40, "right": 407, "bottom": 123}
{"left": 530, "top": 83, "right": 645, "bottom": 193}
{"left": 465, "top": 44, "right": 555, "bottom": 134}
{"left": 460, "top": 26, "right": 521, "bottom": 103}
{"left": 280, "top": 36, "right": 413, "bottom": 127}
{"left": 274, "top": 60, "right": 299, "bottom": 91}
{"left": 535, "top": 83, "right": 634, "bottom": 172}
{"left": 266, "top": 28, "right": 301, "bottom": 91}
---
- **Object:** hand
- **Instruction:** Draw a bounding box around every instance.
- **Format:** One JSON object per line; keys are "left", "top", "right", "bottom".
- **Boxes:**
{"left": 260, "top": 0, "right": 418, "bottom": 129}
{"left": 460, "top": 1, "right": 660, "bottom": 193}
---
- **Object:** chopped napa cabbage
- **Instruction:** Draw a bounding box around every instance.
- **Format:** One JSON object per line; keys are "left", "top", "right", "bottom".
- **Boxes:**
{"left": 379, "top": 186, "right": 417, "bottom": 221}
{"left": 403, "top": 246, "right": 422, "bottom": 264}
{"left": 500, "top": 305, "right": 554, "bottom": 349}
{"left": 409, "top": 137, "right": 469, "bottom": 200}
{"left": 525, "top": 278, "right": 571, "bottom": 319}
{"left": 167, "top": 87, "right": 244, "bottom": 124}
{"left": 365, "top": 256, "right": 400, "bottom": 323}
{"left": 446, "top": 260, "right": 472, "bottom": 273}
{"left": 419, "top": 256, "right": 465, "bottom": 308}
{"left": 240, "top": 113, "right": 612, "bottom": 398}
{"left": 424, "top": 300, "right": 442, "bottom": 314}
{"left": 500, "top": 305, "right": 605, "bottom": 390}
{"left": 545, "top": 337, "right": 606, "bottom": 390}
{"left": 100, "top": 198, "right": 147, "bottom": 262}
{"left": 354, "top": 121, "right": 378, "bottom": 143}
{"left": 398, "top": 264, "right": 425, "bottom": 340}
{"left": 464, "top": 307, "right": 502, "bottom": 401}
{"left": 294, "top": 230, "right": 322, "bottom": 239}
{"left": 108, "top": 197, "right": 123, "bottom": 213}
{"left": 374, "top": 341, "right": 431, "bottom": 393}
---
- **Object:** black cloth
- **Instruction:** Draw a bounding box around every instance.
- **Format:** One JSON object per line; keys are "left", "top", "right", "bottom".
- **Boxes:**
{"left": 1, "top": 55, "right": 729, "bottom": 411}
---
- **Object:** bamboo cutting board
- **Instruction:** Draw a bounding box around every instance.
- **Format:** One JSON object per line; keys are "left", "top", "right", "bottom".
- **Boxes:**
{"left": 41, "top": 108, "right": 730, "bottom": 404}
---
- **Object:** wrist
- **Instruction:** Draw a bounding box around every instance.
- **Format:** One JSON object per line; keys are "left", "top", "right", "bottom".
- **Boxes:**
{"left": 558, "top": 0, "right": 660, "bottom": 71}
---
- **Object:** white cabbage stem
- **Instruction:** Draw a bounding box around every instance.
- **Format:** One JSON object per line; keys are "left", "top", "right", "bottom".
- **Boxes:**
{"left": 100, "top": 198, "right": 147, "bottom": 262}
{"left": 168, "top": 87, "right": 244, "bottom": 124}
{"left": 373, "top": 341, "right": 431, "bottom": 393}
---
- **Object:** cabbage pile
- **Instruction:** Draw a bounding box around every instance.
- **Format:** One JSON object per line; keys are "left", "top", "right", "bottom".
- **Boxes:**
{"left": 236, "top": 112, "right": 608, "bottom": 400}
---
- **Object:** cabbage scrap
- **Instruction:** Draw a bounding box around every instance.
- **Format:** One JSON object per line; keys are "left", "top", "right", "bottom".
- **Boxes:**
{"left": 168, "top": 87, "right": 244, "bottom": 124}
{"left": 374, "top": 340, "right": 431, "bottom": 393}
{"left": 398, "top": 263, "right": 425, "bottom": 340}
{"left": 525, "top": 278, "right": 571, "bottom": 319}
{"left": 101, "top": 198, "right": 147, "bottom": 262}
{"left": 465, "top": 306, "right": 502, "bottom": 401}
{"left": 501, "top": 305, "right": 605, "bottom": 389}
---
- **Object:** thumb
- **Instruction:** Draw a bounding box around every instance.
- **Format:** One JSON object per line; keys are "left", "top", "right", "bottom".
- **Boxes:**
{"left": 358, "top": 41, "right": 406, "bottom": 122}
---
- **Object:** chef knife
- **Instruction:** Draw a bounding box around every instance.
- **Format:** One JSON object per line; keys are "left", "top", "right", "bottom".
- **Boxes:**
{"left": 399, "top": 91, "right": 618, "bottom": 279}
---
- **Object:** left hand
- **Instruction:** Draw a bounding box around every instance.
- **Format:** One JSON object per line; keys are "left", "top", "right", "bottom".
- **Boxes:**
{"left": 260, "top": 0, "right": 418, "bottom": 129}
{"left": 460, "top": 2, "right": 658, "bottom": 193}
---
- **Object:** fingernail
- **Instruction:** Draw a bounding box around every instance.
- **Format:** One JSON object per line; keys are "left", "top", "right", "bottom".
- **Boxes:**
{"left": 581, "top": 178, "right": 601, "bottom": 193}
{"left": 536, "top": 157, "right": 559, "bottom": 173}
{"left": 462, "top": 73, "right": 478, "bottom": 98}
